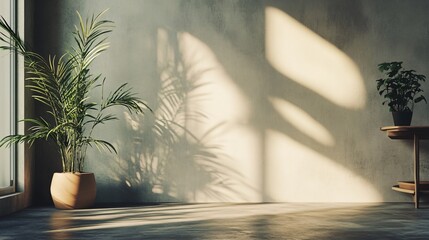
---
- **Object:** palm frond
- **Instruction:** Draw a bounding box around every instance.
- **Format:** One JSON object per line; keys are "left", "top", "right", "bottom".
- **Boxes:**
{"left": 84, "top": 137, "right": 117, "bottom": 154}
{"left": 102, "top": 83, "right": 151, "bottom": 114}
{"left": 0, "top": 10, "right": 150, "bottom": 173}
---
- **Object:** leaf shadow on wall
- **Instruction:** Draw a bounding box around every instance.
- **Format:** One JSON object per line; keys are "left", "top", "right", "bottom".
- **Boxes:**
{"left": 164, "top": 0, "right": 384, "bottom": 202}
{"left": 103, "top": 28, "right": 251, "bottom": 202}
{"left": 101, "top": 0, "right": 388, "bottom": 202}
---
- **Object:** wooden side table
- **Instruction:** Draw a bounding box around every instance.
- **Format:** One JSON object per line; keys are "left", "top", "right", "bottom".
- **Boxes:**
{"left": 381, "top": 126, "right": 429, "bottom": 208}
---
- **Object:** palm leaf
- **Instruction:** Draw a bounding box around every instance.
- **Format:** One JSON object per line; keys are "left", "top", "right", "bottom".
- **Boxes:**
{"left": 0, "top": 10, "right": 150, "bottom": 172}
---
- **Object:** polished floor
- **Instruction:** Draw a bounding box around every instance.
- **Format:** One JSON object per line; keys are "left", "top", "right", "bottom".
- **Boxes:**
{"left": 1, "top": 203, "right": 429, "bottom": 239}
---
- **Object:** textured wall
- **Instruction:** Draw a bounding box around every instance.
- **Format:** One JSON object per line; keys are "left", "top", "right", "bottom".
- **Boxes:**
{"left": 32, "top": 0, "right": 429, "bottom": 204}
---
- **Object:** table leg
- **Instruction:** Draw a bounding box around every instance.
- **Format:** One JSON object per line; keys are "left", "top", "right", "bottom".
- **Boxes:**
{"left": 414, "top": 134, "right": 420, "bottom": 209}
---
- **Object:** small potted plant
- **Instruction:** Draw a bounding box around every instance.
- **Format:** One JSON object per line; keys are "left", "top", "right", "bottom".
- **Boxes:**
{"left": 0, "top": 11, "right": 150, "bottom": 209}
{"left": 376, "top": 61, "right": 427, "bottom": 126}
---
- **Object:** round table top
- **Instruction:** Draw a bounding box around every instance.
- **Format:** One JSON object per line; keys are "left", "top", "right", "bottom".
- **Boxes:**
{"left": 380, "top": 126, "right": 429, "bottom": 139}
{"left": 381, "top": 126, "right": 429, "bottom": 131}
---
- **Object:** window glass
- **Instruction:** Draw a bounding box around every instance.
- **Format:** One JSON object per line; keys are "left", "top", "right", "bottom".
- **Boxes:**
{"left": 0, "top": 0, "right": 13, "bottom": 191}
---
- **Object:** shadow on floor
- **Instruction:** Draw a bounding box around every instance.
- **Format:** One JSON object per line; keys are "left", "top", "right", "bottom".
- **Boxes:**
{"left": 1, "top": 203, "right": 429, "bottom": 239}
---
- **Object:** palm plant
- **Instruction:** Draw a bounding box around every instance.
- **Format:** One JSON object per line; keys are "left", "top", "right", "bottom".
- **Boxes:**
{"left": 0, "top": 11, "right": 150, "bottom": 172}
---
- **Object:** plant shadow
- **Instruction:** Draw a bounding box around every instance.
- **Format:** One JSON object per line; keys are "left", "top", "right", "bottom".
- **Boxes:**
{"left": 99, "top": 28, "right": 251, "bottom": 203}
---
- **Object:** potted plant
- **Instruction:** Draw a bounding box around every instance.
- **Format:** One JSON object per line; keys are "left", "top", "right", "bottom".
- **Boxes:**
{"left": 0, "top": 11, "right": 150, "bottom": 209}
{"left": 376, "top": 61, "right": 427, "bottom": 126}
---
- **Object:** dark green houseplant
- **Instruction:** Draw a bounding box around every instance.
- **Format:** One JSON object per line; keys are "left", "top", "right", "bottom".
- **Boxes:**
{"left": 0, "top": 11, "right": 150, "bottom": 208}
{"left": 376, "top": 61, "right": 426, "bottom": 126}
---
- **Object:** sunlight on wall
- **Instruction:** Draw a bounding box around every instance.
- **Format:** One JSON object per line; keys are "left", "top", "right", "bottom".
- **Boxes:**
{"left": 269, "top": 97, "right": 335, "bottom": 146}
{"left": 263, "top": 6, "right": 380, "bottom": 202}
{"left": 266, "top": 130, "right": 382, "bottom": 202}
{"left": 177, "top": 32, "right": 261, "bottom": 201}
{"left": 265, "top": 7, "right": 366, "bottom": 109}
{"left": 123, "top": 30, "right": 260, "bottom": 202}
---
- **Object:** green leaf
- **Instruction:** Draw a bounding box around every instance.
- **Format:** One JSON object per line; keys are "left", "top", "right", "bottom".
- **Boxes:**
{"left": 0, "top": 10, "right": 152, "bottom": 173}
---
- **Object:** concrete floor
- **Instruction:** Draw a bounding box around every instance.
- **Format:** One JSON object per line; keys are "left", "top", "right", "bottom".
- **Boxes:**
{"left": 0, "top": 203, "right": 429, "bottom": 239}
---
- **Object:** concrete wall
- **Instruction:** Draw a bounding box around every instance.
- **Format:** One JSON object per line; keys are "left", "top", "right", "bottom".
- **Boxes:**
{"left": 32, "top": 0, "right": 429, "bottom": 204}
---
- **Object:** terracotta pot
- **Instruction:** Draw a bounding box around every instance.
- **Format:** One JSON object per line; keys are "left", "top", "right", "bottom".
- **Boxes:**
{"left": 50, "top": 172, "right": 96, "bottom": 209}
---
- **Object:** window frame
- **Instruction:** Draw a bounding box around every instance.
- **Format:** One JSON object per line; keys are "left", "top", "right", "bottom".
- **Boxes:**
{"left": 0, "top": 0, "right": 17, "bottom": 196}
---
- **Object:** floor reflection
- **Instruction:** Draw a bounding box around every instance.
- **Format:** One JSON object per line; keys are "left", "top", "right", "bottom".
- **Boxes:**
{"left": 0, "top": 203, "right": 428, "bottom": 239}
